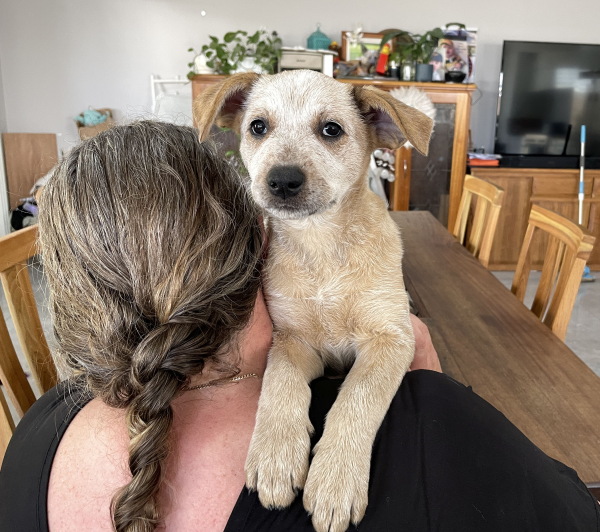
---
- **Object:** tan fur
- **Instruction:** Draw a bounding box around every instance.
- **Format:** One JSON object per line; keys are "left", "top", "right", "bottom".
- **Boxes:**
{"left": 193, "top": 70, "right": 433, "bottom": 532}
{"left": 194, "top": 72, "right": 259, "bottom": 141}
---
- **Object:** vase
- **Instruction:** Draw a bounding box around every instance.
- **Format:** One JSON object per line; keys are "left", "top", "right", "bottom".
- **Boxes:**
{"left": 401, "top": 61, "right": 413, "bottom": 81}
{"left": 233, "top": 57, "right": 267, "bottom": 74}
{"left": 194, "top": 54, "right": 215, "bottom": 75}
{"left": 415, "top": 63, "right": 433, "bottom": 82}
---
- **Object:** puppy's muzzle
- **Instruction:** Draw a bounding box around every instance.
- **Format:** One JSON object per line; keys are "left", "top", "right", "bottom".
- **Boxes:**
{"left": 267, "top": 166, "right": 305, "bottom": 200}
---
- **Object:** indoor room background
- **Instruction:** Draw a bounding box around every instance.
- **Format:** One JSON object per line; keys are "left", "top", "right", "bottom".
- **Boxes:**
{"left": 0, "top": 0, "right": 598, "bottom": 156}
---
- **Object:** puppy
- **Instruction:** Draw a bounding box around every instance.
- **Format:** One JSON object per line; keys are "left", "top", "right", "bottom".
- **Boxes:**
{"left": 194, "top": 70, "right": 433, "bottom": 532}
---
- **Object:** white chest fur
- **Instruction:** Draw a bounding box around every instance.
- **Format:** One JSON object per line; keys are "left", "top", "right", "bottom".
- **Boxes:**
{"left": 262, "top": 200, "right": 407, "bottom": 365}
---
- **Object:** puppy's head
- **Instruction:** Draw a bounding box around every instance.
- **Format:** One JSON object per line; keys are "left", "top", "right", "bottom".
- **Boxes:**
{"left": 194, "top": 70, "right": 433, "bottom": 219}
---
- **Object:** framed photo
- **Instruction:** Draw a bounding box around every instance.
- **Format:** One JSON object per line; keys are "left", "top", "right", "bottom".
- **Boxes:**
{"left": 341, "top": 32, "right": 384, "bottom": 62}
{"left": 440, "top": 26, "right": 478, "bottom": 83}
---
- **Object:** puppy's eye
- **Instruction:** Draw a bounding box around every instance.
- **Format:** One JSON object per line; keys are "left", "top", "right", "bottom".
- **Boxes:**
{"left": 250, "top": 119, "right": 268, "bottom": 136}
{"left": 322, "top": 122, "right": 343, "bottom": 138}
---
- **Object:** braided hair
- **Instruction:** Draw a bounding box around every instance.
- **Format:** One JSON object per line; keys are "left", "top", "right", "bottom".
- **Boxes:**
{"left": 38, "top": 121, "right": 263, "bottom": 531}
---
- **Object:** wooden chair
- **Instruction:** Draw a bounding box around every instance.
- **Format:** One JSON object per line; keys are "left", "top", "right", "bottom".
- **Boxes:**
{"left": 0, "top": 225, "right": 58, "bottom": 460}
{"left": 511, "top": 204, "right": 596, "bottom": 341}
{"left": 452, "top": 174, "right": 505, "bottom": 268}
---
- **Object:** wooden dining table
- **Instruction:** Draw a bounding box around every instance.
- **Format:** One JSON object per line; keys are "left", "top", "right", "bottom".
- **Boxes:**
{"left": 392, "top": 211, "right": 600, "bottom": 498}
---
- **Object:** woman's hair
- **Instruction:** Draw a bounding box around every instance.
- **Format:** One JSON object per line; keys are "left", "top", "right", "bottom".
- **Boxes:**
{"left": 38, "top": 121, "right": 263, "bottom": 531}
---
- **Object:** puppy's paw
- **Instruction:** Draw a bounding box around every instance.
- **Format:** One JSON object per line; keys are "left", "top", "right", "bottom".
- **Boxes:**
{"left": 245, "top": 411, "right": 314, "bottom": 509}
{"left": 303, "top": 439, "right": 370, "bottom": 532}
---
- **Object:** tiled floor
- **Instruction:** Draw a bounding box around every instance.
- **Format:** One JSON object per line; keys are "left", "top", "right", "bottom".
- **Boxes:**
{"left": 2, "top": 263, "right": 600, "bottom": 407}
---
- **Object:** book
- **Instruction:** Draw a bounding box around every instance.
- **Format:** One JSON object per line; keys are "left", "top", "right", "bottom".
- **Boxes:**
{"left": 469, "top": 159, "right": 500, "bottom": 167}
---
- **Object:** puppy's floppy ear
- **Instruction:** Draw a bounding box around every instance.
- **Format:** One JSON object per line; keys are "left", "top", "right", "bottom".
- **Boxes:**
{"left": 193, "top": 72, "right": 259, "bottom": 141}
{"left": 353, "top": 85, "right": 433, "bottom": 155}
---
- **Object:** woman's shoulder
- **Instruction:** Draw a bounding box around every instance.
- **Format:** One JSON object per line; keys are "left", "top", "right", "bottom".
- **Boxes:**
{"left": 47, "top": 395, "right": 131, "bottom": 531}
{"left": 306, "top": 370, "right": 598, "bottom": 531}
{"left": 0, "top": 381, "right": 90, "bottom": 530}
{"left": 0, "top": 380, "right": 130, "bottom": 532}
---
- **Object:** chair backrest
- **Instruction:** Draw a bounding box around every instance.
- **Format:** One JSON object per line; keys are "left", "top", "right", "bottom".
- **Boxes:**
{"left": 511, "top": 204, "right": 596, "bottom": 341}
{"left": 0, "top": 225, "right": 58, "bottom": 460}
{"left": 452, "top": 174, "right": 505, "bottom": 268}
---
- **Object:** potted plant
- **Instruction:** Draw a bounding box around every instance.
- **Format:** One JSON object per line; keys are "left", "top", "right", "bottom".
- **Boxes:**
{"left": 380, "top": 24, "right": 466, "bottom": 82}
{"left": 410, "top": 28, "right": 445, "bottom": 82}
{"left": 187, "top": 29, "right": 282, "bottom": 79}
{"left": 380, "top": 29, "right": 415, "bottom": 80}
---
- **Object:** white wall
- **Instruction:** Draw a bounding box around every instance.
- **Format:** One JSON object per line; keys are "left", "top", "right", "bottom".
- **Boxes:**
{"left": 0, "top": 0, "right": 599, "bottom": 154}
{"left": 0, "top": 57, "right": 11, "bottom": 235}
{"left": 0, "top": 58, "right": 7, "bottom": 134}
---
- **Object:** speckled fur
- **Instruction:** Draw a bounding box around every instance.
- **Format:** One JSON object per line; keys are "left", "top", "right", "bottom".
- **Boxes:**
{"left": 194, "top": 70, "right": 433, "bottom": 532}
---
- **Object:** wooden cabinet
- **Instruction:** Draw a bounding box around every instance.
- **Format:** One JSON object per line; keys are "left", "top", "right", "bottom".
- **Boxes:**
{"left": 470, "top": 168, "right": 600, "bottom": 270}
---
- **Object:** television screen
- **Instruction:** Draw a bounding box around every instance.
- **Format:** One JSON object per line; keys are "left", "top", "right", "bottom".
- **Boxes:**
{"left": 495, "top": 41, "right": 600, "bottom": 157}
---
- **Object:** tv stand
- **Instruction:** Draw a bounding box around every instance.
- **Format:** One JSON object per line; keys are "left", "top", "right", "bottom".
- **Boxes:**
{"left": 499, "top": 155, "right": 600, "bottom": 170}
{"left": 469, "top": 167, "right": 600, "bottom": 270}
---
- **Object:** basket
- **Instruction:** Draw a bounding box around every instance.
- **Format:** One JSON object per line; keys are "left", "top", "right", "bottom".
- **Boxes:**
{"left": 74, "top": 108, "right": 114, "bottom": 140}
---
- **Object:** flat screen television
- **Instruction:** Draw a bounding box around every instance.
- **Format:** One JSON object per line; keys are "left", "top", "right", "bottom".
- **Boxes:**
{"left": 495, "top": 40, "right": 600, "bottom": 164}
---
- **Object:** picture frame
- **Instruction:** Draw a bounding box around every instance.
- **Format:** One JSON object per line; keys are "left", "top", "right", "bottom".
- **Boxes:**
{"left": 340, "top": 32, "right": 384, "bottom": 62}
{"left": 440, "top": 26, "right": 478, "bottom": 83}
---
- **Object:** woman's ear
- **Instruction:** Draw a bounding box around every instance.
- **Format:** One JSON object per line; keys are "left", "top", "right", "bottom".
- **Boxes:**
{"left": 353, "top": 85, "right": 433, "bottom": 155}
{"left": 193, "top": 72, "right": 259, "bottom": 141}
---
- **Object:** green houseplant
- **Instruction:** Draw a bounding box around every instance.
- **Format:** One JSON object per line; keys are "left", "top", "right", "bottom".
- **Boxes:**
{"left": 380, "top": 24, "right": 466, "bottom": 82}
{"left": 379, "top": 29, "right": 414, "bottom": 81}
{"left": 187, "top": 29, "right": 282, "bottom": 79}
{"left": 411, "top": 23, "right": 467, "bottom": 81}
{"left": 410, "top": 28, "right": 444, "bottom": 81}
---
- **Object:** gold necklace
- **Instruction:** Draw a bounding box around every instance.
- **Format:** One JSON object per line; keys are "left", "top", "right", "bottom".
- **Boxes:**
{"left": 185, "top": 372, "right": 261, "bottom": 391}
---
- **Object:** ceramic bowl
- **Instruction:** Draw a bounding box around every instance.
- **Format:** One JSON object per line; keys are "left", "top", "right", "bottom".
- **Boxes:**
{"left": 445, "top": 71, "right": 467, "bottom": 83}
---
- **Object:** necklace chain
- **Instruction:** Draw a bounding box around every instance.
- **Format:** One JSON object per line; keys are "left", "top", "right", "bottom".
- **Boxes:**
{"left": 185, "top": 372, "right": 261, "bottom": 391}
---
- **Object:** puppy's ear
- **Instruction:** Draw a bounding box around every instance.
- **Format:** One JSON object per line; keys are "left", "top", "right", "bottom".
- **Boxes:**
{"left": 353, "top": 86, "right": 433, "bottom": 155}
{"left": 193, "top": 72, "right": 259, "bottom": 141}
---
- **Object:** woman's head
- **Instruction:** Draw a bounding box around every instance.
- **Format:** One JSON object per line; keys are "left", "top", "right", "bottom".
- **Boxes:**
{"left": 39, "top": 121, "right": 263, "bottom": 531}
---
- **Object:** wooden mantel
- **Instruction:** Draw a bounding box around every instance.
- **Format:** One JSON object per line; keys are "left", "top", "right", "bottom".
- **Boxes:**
{"left": 192, "top": 75, "right": 476, "bottom": 229}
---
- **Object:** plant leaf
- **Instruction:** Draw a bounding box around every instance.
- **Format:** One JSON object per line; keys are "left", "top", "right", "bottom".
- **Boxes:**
{"left": 445, "top": 22, "right": 466, "bottom": 29}
{"left": 431, "top": 28, "right": 445, "bottom": 39}
{"left": 380, "top": 30, "right": 412, "bottom": 49}
{"left": 224, "top": 32, "right": 238, "bottom": 43}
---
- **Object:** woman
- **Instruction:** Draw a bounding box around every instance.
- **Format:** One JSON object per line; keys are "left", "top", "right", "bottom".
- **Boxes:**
{"left": 0, "top": 121, "right": 597, "bottom": 532}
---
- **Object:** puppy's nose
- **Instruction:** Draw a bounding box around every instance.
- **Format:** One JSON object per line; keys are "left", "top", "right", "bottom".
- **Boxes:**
{"left": 267, "top": 166, "right": 305, "bottom": 199}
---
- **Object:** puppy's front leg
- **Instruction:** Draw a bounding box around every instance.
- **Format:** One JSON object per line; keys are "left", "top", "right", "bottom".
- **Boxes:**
{"left": 246, "top": 331, "right": 323, "bottom": 509}
{"left": 303, "top": 327, "right": 415, "bottom": 532}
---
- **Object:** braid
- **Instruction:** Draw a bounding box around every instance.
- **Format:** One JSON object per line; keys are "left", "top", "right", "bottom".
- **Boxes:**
{"left": 113, "top": 368, "right": 179, "bottom": 531}
{"left": 38, "top": 121, "right": 263, "bottom": 531}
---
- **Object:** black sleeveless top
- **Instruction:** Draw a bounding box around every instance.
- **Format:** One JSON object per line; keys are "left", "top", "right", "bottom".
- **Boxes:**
{"left": 1, "top": 370, "right": 598, "bottom": 531}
